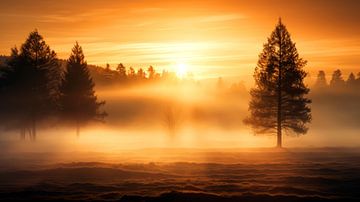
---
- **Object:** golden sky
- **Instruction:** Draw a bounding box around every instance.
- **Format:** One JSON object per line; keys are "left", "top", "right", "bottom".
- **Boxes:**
{"left": 1, "top": 0, "right": 360, "bottom": 82}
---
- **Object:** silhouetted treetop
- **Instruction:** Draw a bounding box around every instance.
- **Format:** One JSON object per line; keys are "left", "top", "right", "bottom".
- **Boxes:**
{"left": 148, "top": 65, "right": 158, "bottom": 80}
{"left": 137, "top": 68, "right": 146, "bottom": 80}
{"left": 314, "top": 70, "right": 327, "bottom": 88}
{"left": 330, "top": 69, "right": 345, "bottom": 88}
{"left": 117, "top": 63, "right": 127, "bottom": 79}
{"left": 346, "top": 72, "right": 356, "bottom": 86}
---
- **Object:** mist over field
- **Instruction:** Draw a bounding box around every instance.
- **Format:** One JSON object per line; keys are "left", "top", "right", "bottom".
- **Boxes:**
{"left": 1, "top": 78, "right": 359, "bottom": 154}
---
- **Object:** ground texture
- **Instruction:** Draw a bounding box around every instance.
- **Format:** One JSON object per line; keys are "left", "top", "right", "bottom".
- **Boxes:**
{"left": 0, "top": 148, "right": 359, "bottom": 201}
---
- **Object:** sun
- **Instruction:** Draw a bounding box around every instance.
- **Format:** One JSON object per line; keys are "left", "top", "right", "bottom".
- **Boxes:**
{"left": 176, "top": 62, "right": 188, "bottom": 78}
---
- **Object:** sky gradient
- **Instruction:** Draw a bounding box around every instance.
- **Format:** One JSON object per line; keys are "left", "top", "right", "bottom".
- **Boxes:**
{"left": 1, "top": 0, "right": 360, "bottom": 83}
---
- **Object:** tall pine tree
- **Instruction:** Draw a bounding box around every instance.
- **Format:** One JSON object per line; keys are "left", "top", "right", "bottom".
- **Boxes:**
{"left": 0, "top": 30, "right": 61, "bottom": 140}
{"left": 60, "top": 42, "right": 106, "bottom": 136}
{"left": 244, "top": 19, "right": 311, "bottom": 148}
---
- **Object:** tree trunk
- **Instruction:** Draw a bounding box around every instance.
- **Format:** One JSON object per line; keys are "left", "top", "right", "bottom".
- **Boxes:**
{"left": 277, "top": 124, "right": 282, "bottom": 148}
{"left": 277, "top": 90, "right": 282, "bottom": 147}
{"left": 277, "top": 86, "right": 282, "bottom": 148}
{"left": 277, "top": 27, "right": 283, "bottom": 148}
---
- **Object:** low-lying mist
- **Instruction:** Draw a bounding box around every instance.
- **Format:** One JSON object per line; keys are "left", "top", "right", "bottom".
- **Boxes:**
{"left": 1, "top": 79, "right": 360, "bottom": 157}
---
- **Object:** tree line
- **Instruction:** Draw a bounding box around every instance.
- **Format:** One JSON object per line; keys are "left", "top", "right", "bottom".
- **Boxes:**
{"left": 311, "top": 69, "right": 360, "bottom": 128}
{"left": 314, "top": 69, "right": 360, "bottom": 90}
{"left": 85, "top": 62, "right": 180, "bottom": 87}
{"left": 0, "top": 30, "right": 105, "bottom": 139}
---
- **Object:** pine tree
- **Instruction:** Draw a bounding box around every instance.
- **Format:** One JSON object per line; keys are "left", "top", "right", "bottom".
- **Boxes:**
{"left": 314, "top": 70, "right": 327, "bottom": 88}
{"left": 116, "top": 63, "right": 127, "bottom": 81}
{"left": 330, "top": 69, "right": 345, "bottom": 88}
{"left": 60, "top": 42, "right": 106, "bottom": 136}
{"left": 148, "top": 66, "right": 155, "bottom": 79}
{"left": 105, "top": 63, "right": 111, "bottom": 71}
{"left": 244, "top": 19, "right": 311, "bottom": 148}
{"left": 0, "top": 30, "right": 61, "bottom": 140}
{"left": 128, "top": 67, "right": 136, "bottom": 80}
{"left": 346, "top": 72, "right": 356, "bottom": 86}
{"left": 137, "top": 68, "right": 146, "bottom": 80}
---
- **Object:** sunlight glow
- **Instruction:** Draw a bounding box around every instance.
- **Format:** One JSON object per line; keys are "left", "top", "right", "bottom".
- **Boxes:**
{"left": 176, "top": 62, "right": 188, "bottom": 78}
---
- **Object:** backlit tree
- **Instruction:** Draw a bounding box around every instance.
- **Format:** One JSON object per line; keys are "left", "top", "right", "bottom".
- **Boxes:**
{"left": 244, "top": 19, "right": 311, "bottom": 148}
{"left": 60, "top": 42, "right": 106, "bottom": 136}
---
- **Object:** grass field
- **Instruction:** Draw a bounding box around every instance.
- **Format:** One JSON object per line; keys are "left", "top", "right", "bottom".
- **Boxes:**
{"left": 0, "top": 148, "right": 359, "bottom": 201}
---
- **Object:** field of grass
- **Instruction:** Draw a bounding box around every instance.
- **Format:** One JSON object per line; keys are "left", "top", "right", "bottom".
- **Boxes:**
{"left": 0, "top": 148, "right": 359, "bottom": 201}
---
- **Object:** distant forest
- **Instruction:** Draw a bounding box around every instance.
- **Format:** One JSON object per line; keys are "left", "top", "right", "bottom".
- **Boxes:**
{"left": 2, "top": 56, "right": 359, "bottom": 90}
{"left": 311, "top": 69, "right": 360, "bottom": 129}
{"left": 313, "top": 69, "right": 360, "bottom": 91}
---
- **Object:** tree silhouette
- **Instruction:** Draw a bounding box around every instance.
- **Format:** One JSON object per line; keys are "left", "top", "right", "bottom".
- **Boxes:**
{"left": 346, "top": 72, "right": 356, "bottom": 86}
{"left": 105, "top": 63, "right": 110, "bottom": 71}
{"left": 330, "top": 69, "right": 345, "bottom": 88}
{"left": 314, "top": 70, "right": 327, "bottom": 88}
{"left": 244, "top": 19, "right": 311, "bottom": 148}
{"left": 0, "top": 30, "right": 61, "bottom": 140}
{"left": 116, "top": 63, "right": 127, "bottom": 81}
{"left": 0, "top": 59, "right": 7, "bottom": 132}
{"left": 60, "top": 42, "right": 106, "bottom": 136}
{"left": 147, "top": 66, "right": 156, "bottom": 80}
{"left": 128, "top": 67, "right": 136, "bottom": 80}
{"left": 136, "top": 68, "right": 146, "bottom": 80}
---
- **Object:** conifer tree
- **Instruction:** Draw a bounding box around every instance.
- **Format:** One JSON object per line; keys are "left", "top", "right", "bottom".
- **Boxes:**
{"left": 346, "top": 72, "right": 356, "bottom": 86}
{"left": 148, "top": 66, "right": 155, "bottom": 79}
{"left": 128, "top": 67, "right": 136, "bottom": 80}
{"left": 116, "top": 63, "right": 127, "bottom": 81}
{"left": 60, "top": 42, "right": 106, "bottom": 136}
{"left": 330, "top": 69, "right": 345, "bottom": 88}
{"left": 244, "top": 19, "right": 311, "bottom": 148}
{"left": 0, "top": 30, "right": 61, "bottom": 140}
{"left": 314, "top": 70, "right": 327, "bottom": 88}
{"left": 137, "top": 68, "right": 146, "bottom": 80}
